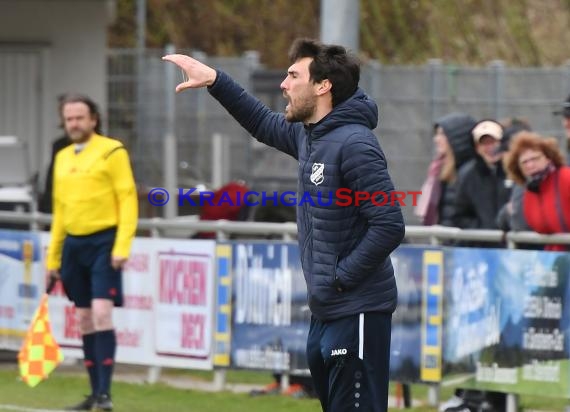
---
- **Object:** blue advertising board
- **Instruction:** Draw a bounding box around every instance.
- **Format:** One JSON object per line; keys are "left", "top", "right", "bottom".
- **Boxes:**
{"left": 225, "top": 242, "right": 309, "bottom": 372}
{"left": 391, "top": 246, "right": 443, "bottom": 383}
{"left": 0, "top": 229, "right": 43, "bottom": 350}
{"left": 443, "top": 247, "right": 570, "bottom": 398}
{"left": 220, "top": 242, "right": 433, "bottom": 381}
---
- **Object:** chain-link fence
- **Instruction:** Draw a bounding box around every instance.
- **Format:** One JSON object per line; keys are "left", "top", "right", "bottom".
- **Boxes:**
{"left": 108, "top": 48, "right": 260, "bottom": 189}
{"left": 107, "top": 48, "right": 570, "bottom": 224}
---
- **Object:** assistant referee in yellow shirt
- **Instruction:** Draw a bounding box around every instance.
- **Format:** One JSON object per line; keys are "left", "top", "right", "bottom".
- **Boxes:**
{"left": 46, "top": 94, "right": 138, "bottom": 411}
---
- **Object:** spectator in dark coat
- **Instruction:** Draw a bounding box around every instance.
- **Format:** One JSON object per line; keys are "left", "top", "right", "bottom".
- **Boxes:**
{"left": 415, "top": 112, "right": 477, "bottom": 226}
{"left": 453, "top": 119, "right": 512, "bottom": 230}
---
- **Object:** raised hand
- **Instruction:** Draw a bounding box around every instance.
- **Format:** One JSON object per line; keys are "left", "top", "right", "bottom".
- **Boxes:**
{"left": 162, "top": 54, "right": 218, "bottom": 93}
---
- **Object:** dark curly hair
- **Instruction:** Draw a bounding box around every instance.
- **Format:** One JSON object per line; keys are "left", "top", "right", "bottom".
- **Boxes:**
{"left": 288, "top": 38, "right": 360, "bottom": 107}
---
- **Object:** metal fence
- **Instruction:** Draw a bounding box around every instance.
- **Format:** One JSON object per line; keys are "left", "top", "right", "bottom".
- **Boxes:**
{"left": 107, "top": 48, "right": 261, "bottom": 191}
{"left": 107, "top": 48, "right": 570, "bottom": 224}
{"left": 2, "top": 211, "right": 569, "bottom": 250}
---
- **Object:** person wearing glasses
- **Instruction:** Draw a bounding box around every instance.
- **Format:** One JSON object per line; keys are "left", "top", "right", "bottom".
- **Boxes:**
{"left": 503, "top": 131, "right": 570, "bottom": 251}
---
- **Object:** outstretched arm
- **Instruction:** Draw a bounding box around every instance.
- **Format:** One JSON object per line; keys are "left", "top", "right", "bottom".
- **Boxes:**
{"left": 162, "top": 54, "right": 301, "bottom": 158}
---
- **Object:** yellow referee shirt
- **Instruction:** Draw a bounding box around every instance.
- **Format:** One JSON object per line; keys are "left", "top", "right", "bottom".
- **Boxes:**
{"left": 46, "top": 134, "right": 138, "bottom": 270}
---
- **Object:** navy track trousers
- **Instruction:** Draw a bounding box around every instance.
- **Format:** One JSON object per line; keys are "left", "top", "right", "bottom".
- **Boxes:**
{"left": 307, "top": 312, "right": 392, "bottom": 412}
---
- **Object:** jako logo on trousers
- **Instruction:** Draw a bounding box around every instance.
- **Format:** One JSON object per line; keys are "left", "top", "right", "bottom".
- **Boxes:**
{"left": 331, "top": 348, "right": 348, "bottom": 356}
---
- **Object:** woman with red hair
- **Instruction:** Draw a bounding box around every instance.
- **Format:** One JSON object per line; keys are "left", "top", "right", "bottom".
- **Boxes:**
{"left": 504, "top": 132, "right": 570, "bottom": 250}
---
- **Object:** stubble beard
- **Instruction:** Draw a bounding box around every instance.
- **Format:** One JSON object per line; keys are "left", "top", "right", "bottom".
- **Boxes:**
{"left": 67, "top": 128, "right": 92, "bottom": 144}
{"left": 285, "top": 95, "right": 317, "bottom": 123}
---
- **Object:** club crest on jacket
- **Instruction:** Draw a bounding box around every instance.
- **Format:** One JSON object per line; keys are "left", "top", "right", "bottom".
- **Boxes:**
{"left": 310, "top": 163, "right": 325, "bottom": 186}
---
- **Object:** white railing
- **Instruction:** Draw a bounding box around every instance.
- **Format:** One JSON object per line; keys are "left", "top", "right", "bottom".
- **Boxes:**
{"left": 1, "top": 210, "right": 569, "bottom": 248}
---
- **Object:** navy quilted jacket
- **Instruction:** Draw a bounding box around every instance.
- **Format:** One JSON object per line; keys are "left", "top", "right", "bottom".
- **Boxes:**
{"left": 209, "top": 71, "right": 405, "bottom": 320}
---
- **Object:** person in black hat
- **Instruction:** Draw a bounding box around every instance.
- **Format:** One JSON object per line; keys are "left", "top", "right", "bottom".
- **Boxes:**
{"left": 414, "top": 112, "right": 477, "bottom": 226}
{"left": 552, "top": 93, "right": 570, "bottom": 157}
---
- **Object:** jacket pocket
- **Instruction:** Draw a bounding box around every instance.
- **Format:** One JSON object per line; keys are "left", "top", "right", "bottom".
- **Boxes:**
{"left": 301, "top": 227, "right": 313, "bottom": 290}
{"left": 332, "top": 255, "right": 345, "bottom": 292}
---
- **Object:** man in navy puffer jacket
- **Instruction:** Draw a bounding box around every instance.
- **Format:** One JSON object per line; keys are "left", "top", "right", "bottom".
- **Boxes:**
{"left": 164, "top": 38, "right": 405, "bottom": 412}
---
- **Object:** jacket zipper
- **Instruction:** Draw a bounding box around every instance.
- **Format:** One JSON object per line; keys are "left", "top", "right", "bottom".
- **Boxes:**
{"left": 332, "top": 255, "right": 339, "bottom": 284}
{"left": 304, "top": 130, "right": 313, "bottom": 292}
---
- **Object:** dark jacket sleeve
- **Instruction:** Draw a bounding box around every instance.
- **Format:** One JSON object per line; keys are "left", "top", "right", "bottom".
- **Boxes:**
{"left": 40, "top": 136, "right": 71, "bottom": 213}
{"left": 437, "top": 182, "right": 457, "bottom": 227}
{"left": 496, "top": 202, "right": 511, "bottom": 231}
{"left": 208, "top": 70, "right": 302, "bottom": 159}
{"left": 496, "top": 184, "right": 529, "bottom": 231}
{"left": 40, "top": 156, "right": 56, "bottom": 213}
{"left": 334, "top": 133, "right": 405, "bottom": 289}
{"left": 509, "top": 184, "right": 532, "bottom": 231}
{"left": 452, "top": 164, "right": 479, "bottom": 229}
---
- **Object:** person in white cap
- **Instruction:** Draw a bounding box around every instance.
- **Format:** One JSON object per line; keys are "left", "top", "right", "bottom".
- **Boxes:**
{"left": 452, "top": 119, "right": 512, "bottom": 233}
{"left": 441, "top": 119, "right": 513, "bottom": 410}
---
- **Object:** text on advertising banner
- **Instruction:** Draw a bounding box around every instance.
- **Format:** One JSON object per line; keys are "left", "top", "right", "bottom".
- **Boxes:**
{"left": 229, "top": 242, "right": 307, "bottom": 372}
{"left": 443, "top": 248, "right": 570, "bottom": 398}
{"left": 38, "top": 232, "right": 216, "bottom": 370}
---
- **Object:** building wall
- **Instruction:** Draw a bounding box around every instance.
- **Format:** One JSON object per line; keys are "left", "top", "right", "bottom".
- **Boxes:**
{"left": 0, "top": 0, "right": 113, "bottom": 182}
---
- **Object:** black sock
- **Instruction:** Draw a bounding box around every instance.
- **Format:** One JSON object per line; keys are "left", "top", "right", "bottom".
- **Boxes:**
{"left": 82, "top": 333, "right": 98, "bottom": 396}
{"left": 94, "top": 329, "right": 116, "bottom": 396}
